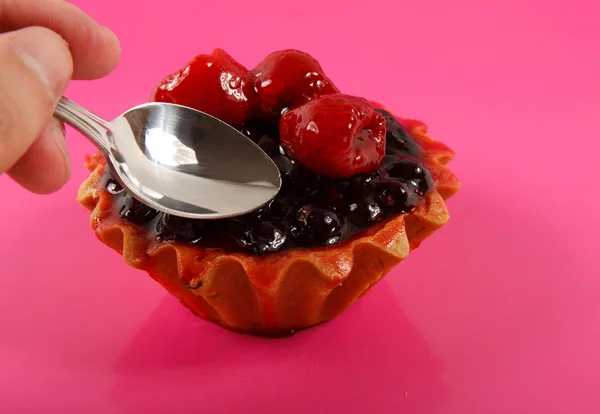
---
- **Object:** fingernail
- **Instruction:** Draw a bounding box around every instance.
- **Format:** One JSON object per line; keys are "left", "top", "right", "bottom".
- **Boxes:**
{"left": 50, "top": 118, "right": 71, "bottom": 181}
{"left": 9, "top": 27, "right": 72, "bottom": 100}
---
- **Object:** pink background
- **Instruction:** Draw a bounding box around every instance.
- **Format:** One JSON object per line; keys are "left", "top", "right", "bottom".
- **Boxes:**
{"left": 1, "top": 0, "right": 599, "bottom": 413}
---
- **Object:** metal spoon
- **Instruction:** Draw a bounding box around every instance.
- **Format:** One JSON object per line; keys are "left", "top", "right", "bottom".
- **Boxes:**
{"left": 54, "top": 97, "right": 282, "bottom": 219}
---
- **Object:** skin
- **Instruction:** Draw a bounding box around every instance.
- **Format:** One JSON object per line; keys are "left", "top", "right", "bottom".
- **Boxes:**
{"left": 0, "top": 0, "right": 121, "bottom": 193}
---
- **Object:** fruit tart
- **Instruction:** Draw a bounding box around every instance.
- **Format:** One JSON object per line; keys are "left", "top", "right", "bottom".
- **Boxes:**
{"left": 78, "top": 49, "right": 460, "bottom": 334}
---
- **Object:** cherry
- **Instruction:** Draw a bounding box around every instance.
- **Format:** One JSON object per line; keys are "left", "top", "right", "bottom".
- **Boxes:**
{"left": 247, "top": 50, "right": 339, "bottom": 120}
{"left": 279, "top": 94, "right": 386, "bottom": 179}
{"left": 152, "top": 49, "right": 249, "bottom": 127}
{"left": 105, "top": 48, "right": 440, "bottom": 255}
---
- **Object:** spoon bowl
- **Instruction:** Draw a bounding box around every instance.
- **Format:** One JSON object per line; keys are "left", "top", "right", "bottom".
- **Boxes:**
{"left": 55, "top": 97, "right": 282, "bottom": 219}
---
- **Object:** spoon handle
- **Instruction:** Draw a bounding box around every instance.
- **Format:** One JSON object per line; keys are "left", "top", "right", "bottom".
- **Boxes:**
{"left": 54, "top": 97, "right": 112, "bottom": 153}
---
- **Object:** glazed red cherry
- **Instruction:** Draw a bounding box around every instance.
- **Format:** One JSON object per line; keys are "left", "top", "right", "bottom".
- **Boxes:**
{"left": 279, "top": 94, "right": 386, "bottom": 179}
{"left": 151, "top": 49, "right": 249, "bottom": 127}
{"left": 247, "top": 50, "right": 339, "bottom": 120}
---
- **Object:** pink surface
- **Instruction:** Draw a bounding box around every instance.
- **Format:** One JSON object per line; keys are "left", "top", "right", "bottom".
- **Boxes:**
{"left": 1, "top": 0, "right": 599, "bottom": 413}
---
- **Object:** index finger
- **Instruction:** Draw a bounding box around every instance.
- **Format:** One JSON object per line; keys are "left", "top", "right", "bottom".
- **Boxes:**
{"left": 0, "top": 0, "right": 121, "bottom": 80}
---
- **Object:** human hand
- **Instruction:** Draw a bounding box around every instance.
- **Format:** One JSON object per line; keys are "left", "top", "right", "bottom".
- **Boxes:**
{"left": 0, "top": 0, "right": 120, "bottom": 193}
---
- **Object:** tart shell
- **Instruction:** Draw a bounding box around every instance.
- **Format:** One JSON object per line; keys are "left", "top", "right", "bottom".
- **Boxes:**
{"left": 78, "top": 115, "right": 460, "bottom": 334}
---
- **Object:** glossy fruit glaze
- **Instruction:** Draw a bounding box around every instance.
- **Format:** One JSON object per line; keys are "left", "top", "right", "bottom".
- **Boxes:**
{"left": 104, "top": 49, "right": 434, "bottom": 255}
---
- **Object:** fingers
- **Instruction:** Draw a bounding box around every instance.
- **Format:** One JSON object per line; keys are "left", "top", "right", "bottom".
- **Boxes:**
{"left": 0, "top": 1, "right": 120, "bottom": 194}
{"left": 0, "top": 26, "right": 73, "bottom": 176}
{"left": 0, "top": 0, "right": 121, "bottom": 80}
{"left": 7, "top": 118, "right": 71, "bottom": 194}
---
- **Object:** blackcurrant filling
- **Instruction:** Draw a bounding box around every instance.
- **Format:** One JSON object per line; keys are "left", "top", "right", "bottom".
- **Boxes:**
{"left": 102, "top": 109, "right": 433, "bottom": 255}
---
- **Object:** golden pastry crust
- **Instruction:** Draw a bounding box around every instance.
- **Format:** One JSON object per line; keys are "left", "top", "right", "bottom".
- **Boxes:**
{"left": 78, "top": 115, "right": 460, "bottom": 334}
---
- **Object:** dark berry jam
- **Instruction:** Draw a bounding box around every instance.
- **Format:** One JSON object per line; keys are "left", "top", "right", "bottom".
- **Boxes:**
{"left": 104, "top": 109, "right": 433, "bottom": 255}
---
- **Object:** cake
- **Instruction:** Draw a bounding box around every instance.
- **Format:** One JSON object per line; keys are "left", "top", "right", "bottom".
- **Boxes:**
{"left": 78, "top": 49, "right": 460, "bottom": 334}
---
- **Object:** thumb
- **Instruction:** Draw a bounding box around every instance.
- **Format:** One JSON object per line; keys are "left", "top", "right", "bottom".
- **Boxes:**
{"left": 0, "top": 27, "right": 73, "bottom": 180}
